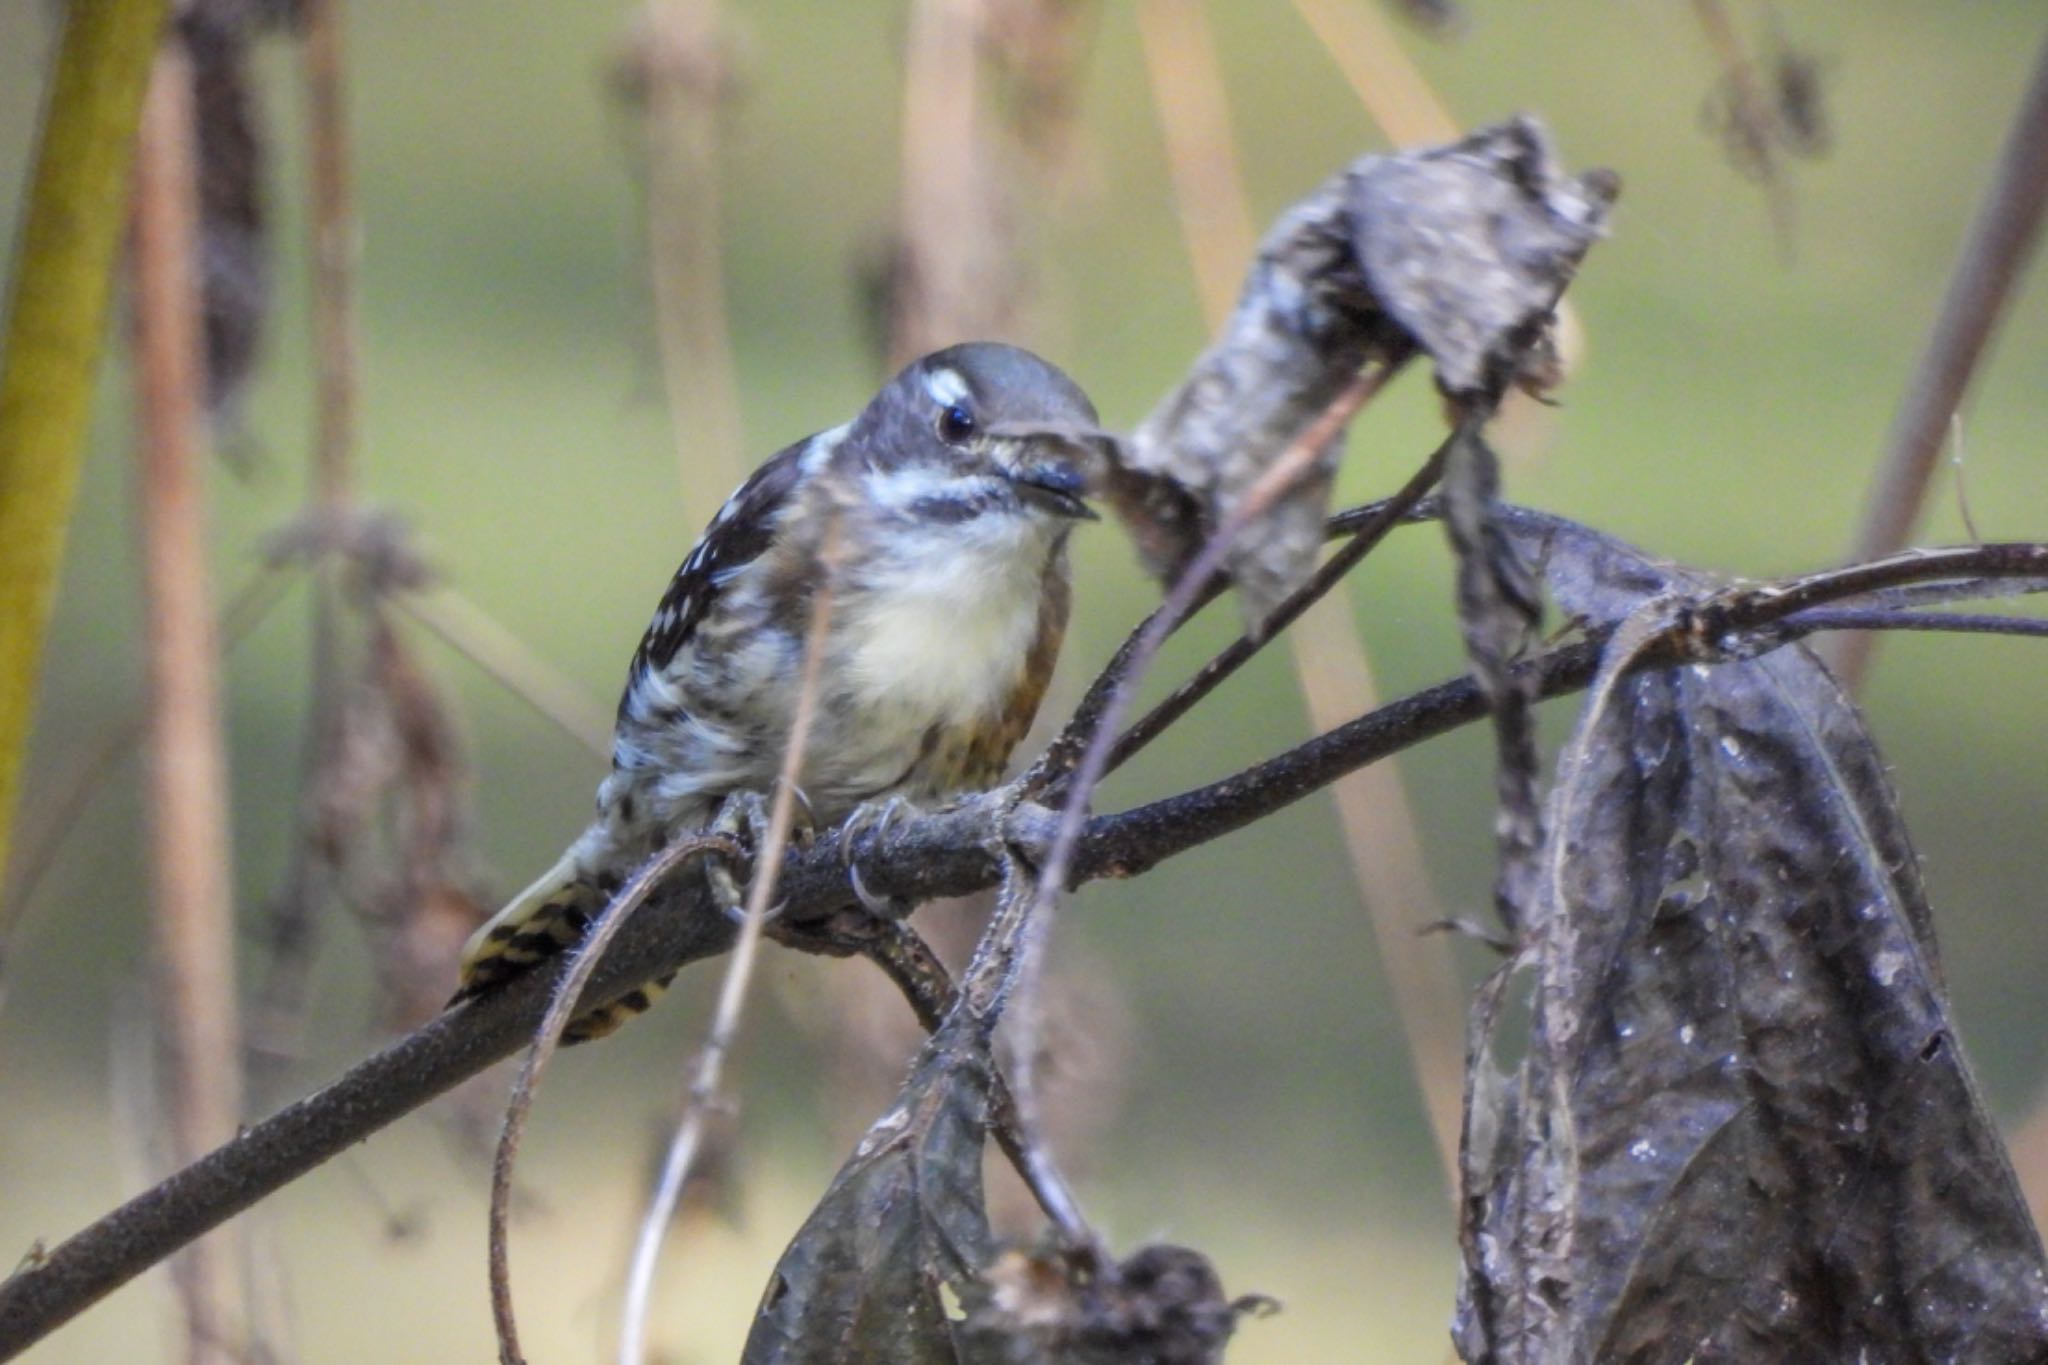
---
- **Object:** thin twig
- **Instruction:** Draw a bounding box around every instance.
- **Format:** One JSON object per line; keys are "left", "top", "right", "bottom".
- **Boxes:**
{"left": 841, "top": 916, "right": 1094, "bottom": 1241}
{"left": 396, "top": 586, "right": 614, "bottom": 759}
{"left": 1103, "top": 429, "right": 1445, "bottom": 781}
{"left": 613, "top": 521, "right": 841, "bottom": 1365}
{"left": 1726, "top": 542, "right": 2048, "bottom": 620}
{"left": 132, "top": 42, "right": 248, "bottom": 1365}
{"left": 1132, "top": 8, "right": 1469, "bottom": 1177}
{"left": 485, "top": 831, "right": 732, "bottom": 1365}
{"left": 1828, "top": 25, "right": 2048, "bottom": 691}
{"left": 1023, "top": 374, "right": 1425, "bottom": 799}
{"left": 1789, "top": 606, "right": 2048, "bottom": 638}
{"left": 1029, "top": 369, "right": 1384, "bottom": 956}
{"left": 0, "top": 564, "right": 294, "bottom": 945}
{"left": 5, "top": 532, "right": 2047, "bottom": 1361}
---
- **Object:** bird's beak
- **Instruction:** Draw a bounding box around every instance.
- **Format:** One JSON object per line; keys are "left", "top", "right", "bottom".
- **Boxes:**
{"left": 987, "top": 421, "right": 1118, "bottom": 522}
{"left": 1007, "top": 458, "right": 1098, "bottom": 520}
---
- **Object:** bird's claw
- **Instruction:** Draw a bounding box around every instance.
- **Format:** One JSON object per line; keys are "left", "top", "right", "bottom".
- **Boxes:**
{"left": 706, "top": 788, "right": 810, "bottom": 922}
{"left": 837, "top": 795, "right": 918, "bottom": 915}
{"left": 847, "top": 861, "right": 898, "bottom": 916}
{"left": 722, "top": 894, "right": 788, "bottom": 928}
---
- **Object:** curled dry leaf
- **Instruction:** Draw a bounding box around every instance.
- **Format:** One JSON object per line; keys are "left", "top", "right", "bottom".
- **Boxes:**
{"left": 1109, "top": 117, "right": 1615, "bottom": 616}
{"left": 742, "top": 1028, "right": 1255, "bottom": 1364}
{"left": 1453, "top": 510, "right": 2048, "bottom": 1363}
{"left": 742, "top": 1021, "right": 996, "bottom": 1365}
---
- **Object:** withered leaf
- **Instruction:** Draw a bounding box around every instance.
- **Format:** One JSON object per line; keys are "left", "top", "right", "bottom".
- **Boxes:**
{"left": 1351, "top": 116, "right": 1613, "bottom": 401}
{"left": 1453, "top": 511, "right": 2048, "bottom": 1362}
{"left": 742, "top": 1022, "right": 996, "bottom": 1365}
{"left": 1112, "top": 118, "right": 1613, "bottom": 618}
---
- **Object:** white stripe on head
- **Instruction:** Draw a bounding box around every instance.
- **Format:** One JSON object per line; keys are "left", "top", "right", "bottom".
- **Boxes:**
{"left": 799, "top": 422, "right": 851, "bottom": 477}
{"left": 922, "top": 367, "right": 970, "bottom": 411}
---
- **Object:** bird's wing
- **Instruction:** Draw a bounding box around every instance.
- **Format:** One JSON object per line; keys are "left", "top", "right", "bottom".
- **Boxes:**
{"left": 623, "top": 437, "right": 810, "bottom": 698}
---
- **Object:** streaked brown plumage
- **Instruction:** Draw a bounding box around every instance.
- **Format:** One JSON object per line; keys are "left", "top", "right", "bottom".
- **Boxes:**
{"left": 452, "top": 343, "right": 1101, "bottom": 1038}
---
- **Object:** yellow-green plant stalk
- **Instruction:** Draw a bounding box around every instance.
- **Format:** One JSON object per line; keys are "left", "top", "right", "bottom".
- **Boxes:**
{"left": 0, "top": 0, "right": 170, "bottom": 903}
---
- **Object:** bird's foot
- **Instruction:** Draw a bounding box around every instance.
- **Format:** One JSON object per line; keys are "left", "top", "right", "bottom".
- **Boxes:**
{"left": 706, "top": 788, "right": 810, "bottom": 925}
{"left": 836, "top": 794, "right": 921, "bottom": 916}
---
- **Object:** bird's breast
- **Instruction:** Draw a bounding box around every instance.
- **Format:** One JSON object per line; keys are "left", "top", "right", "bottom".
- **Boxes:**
{"left": 835, "top": 519, "right": 1057, "bottom": 732}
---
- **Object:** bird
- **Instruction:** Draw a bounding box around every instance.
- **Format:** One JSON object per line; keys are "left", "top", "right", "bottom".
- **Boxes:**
{"left": 451, "top": 342, "right": 1104, "bottom": 1040}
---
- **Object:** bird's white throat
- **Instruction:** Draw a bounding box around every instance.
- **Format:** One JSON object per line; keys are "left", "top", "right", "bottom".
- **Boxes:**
{"left": 838, "top": 507, "right": 1055, "bottom": 728}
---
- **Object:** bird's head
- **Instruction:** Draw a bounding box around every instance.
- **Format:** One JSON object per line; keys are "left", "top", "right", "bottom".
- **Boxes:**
{"left": 845, "top": 342, "right": 1110, "bottom": 530}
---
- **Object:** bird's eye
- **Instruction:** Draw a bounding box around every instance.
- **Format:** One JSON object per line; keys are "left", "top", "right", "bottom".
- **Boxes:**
{"left": 937, "top": 403, "right": 976, "bottom": 444}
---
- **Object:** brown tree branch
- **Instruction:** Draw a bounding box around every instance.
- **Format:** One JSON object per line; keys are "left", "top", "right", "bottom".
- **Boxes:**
{"left": 4, "top": 530, "right": 2043, "bottom": 1361}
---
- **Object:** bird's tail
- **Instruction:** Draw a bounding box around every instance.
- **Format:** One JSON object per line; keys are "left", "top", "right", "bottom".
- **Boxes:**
{"left": 450, "top": 850, "right": 672, "bottom": 1042}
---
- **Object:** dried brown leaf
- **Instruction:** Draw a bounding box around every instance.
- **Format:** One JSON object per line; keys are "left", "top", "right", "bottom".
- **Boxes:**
{"left": 1113, "top": 118, "right": 1613, "bottom": 616}
{"left": 1453, "top": 511, "right": 2048, "bottom": 1362}
{"left": 742, "top": 1022, "right": 995, "bottom": 1365}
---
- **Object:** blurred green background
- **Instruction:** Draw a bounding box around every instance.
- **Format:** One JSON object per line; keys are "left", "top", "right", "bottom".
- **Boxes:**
{"left": 4, "top": 1, "right": 2047, "bottom": 1360}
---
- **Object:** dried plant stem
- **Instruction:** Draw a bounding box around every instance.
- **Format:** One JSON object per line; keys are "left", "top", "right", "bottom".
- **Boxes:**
{"left": 1827, "top": 25, "right": 2048, "bottom": 692}
{"left": 132, "top": 45, "right": 247, "bottom": 1365}
{"left": 0, "top": 0, "right": 168, "bottom": 908}
{"left": 1138, "top": 6, "right": 1464, "bottom": 1180}
{"left": 1134, "top": 0, "right": 1256, "bottom": 325}
{"left": 1026, "top": 434, "right": 1436, "bottom": 796}
{"left": 625, "top": 0, "right": 746, "bottom": 504}
{"left": 1032, "top": 371, "right": 1383, "bottom": 949}
{"left": 1106, "top": 438, "right": 1442, "bottom": 775}
{"left": 5, "top": 529, "right": 2045, "bottom": 1361}
{"left": 1688, "top": 0, "right": 1796, "bottom": 250}
{"left": 896, "top": 0, "right": 982, "bottom": 356}
{"left": 1790, "top": 607, "right": 2048, "bottom": 638}
{"left": 892, "top": 0, "right": 1019, "bottom": 363}
{"left": 844, "top": 918, "right": 1094, "bottom": 1240}
{"left": 397, "top": 586, "right": 614, "bottom": 759}
{"left": 486, "top": 832, "right": 733, "bottom": 1365}
{"left": 304, "top": 0, "right": 356, "bottom": 512}
{"left": 1007, "top": 387, "right": 1381, "bottom": 1215}
{"left": 1287, "top": 0, "right": 1456, "bottom": 145}
{"left": 251, "top": 0, "right": 362, "bottom": 1077}
{"left": 615, "top": 523, "right": 842, "bottom": 1365}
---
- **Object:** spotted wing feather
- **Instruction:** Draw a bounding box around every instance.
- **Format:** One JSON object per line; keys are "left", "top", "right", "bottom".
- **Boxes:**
{"left": 454, "top": 439, "right": 809, "bottom": 1038}
{"left": 625, "top": 439, "right": 808, "bottom": 701}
